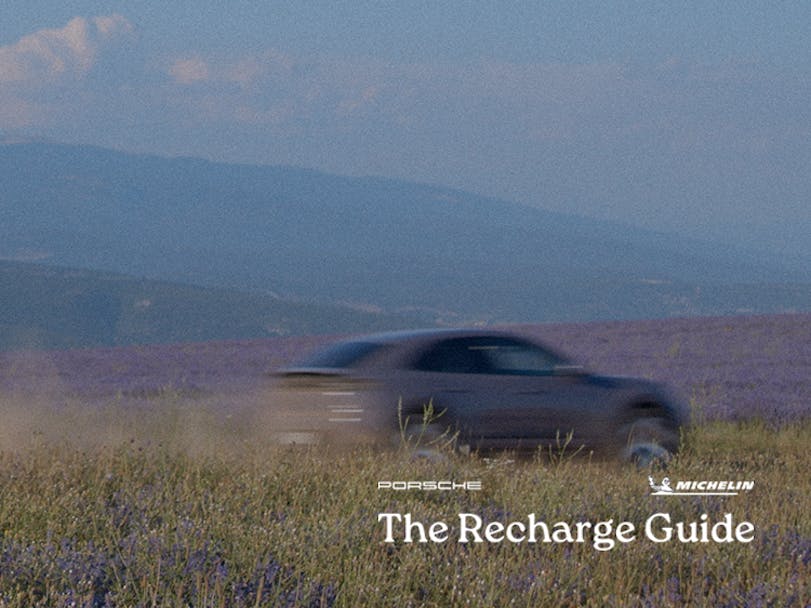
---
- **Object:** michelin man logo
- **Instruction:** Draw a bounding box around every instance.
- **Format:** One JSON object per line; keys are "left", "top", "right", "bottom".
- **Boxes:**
{"left": 648, "top": 476, "right": 673, "bottom": 494}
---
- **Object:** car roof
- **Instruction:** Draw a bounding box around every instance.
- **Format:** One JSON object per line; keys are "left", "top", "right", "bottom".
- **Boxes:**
{"left": 349, "top": 327, "right": 525, "bottom": 345}
{"left": 281, "top": 327, "right": 575, "bottom": 373}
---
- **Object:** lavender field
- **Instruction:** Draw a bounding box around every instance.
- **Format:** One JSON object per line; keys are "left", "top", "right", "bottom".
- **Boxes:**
{"left": 0, "top": 313, "right": 809, "bottom": 606}
{"left": 2, "top": 313, "right": 809, "bottom": 424}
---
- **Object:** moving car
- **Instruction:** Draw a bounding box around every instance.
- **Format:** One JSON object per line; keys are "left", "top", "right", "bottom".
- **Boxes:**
{"left": 267, "top": 329, "right": 688, "bottom": 464}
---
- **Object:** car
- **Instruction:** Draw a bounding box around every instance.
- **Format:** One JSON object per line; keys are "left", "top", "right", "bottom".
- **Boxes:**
{"left": 266, "top": 328, "right": 688, "bottom": 464}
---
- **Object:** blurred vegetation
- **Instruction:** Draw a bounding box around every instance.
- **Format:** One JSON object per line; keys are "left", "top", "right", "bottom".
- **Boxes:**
{"left": 0, "top": 395, "right": 808, "bottom": 607}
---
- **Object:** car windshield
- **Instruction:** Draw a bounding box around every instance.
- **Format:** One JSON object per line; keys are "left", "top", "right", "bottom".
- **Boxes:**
{"left": 299, "top": 341, "right": 383, "bottom": 369}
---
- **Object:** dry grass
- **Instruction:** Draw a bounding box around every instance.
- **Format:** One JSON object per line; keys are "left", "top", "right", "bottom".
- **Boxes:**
{"left": 0, "top": 395, "right": 808, "bottom": 606}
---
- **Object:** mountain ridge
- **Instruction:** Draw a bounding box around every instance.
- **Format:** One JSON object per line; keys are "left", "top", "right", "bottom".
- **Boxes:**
{"left": 2, "top": 141, "right": 810, "bottom": 346}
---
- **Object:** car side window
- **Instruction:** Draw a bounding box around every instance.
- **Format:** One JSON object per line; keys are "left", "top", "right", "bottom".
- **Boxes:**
{"left": 413, "top": 339, "right": 489, "bottom": 374}
{"left": 413, "top": 337, "right": 562, "bottom": 375}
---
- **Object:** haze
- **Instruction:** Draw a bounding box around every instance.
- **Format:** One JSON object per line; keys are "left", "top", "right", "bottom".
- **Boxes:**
{"left": 2, "top": 3, "right": 810, "bottom": 258}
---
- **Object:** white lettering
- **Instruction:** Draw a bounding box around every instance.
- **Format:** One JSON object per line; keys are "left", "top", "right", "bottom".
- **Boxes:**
{"left": 735, "top": 521, "right": 756, "bottom": 542}
{"left": 377, "top": 480, "right": 483, "bottom": 491}
{"left": 528, "top": 514, "right": 551, "bottom": 543}
{"left": 380, "top": 512, "right": 754, "bottom": 546}
{"left": 616, "top": 521, "right": 636, "bottom": 544}
{"left": 485, "top": 521, "right": 505, "bottom": 543}
{"left": 551, "top": 522, "right": 575, "bottom": 543}
{"left": 645, "top": 512, "right": 672, "bottom": 542}
{"left": 378, "top": 513, "right": 402, "bottom": 543}
{"left": 458, "top": 513, "right": 483, "bottom": 543}
{"left": 429, "top": 521, "right": 449, "bottom": 542}
{"left": 505, "top": 521, "right": 526, "bottom": 543}
{"left": 574, "top": 521, "right": 592, "bottom": 543}
{"left": 404, "top": 513, "right": 428, "bottom": 543}
{"left": 592, "top": 520, "right": 614, "bottom": 551}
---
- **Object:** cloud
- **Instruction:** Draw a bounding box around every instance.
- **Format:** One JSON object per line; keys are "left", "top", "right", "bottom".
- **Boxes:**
{"left": 160, "top": 51, "right": 397, "bottom": 130}
{"left": 166, "top": 50, "right": 296, "bottom": 88}
{"left": 168, "top": 57, "right": 210, "bottom": 84}
{"left": 93, "top": 15, "right": 132, "bottom": 39}
{"left": 0, "top": 15, "right": 134, "bottom": 86}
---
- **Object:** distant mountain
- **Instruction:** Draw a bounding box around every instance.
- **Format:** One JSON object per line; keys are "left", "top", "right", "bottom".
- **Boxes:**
{"left": 2, "top": 141, "right": 810, "bottom": 340}
{"left": 0, "top": 260, "right": 431, "bottom": 351}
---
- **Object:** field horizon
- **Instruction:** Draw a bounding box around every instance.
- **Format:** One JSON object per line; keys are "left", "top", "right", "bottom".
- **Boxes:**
{"left": 2, "top": 311, "right": 808, "bottom": 425}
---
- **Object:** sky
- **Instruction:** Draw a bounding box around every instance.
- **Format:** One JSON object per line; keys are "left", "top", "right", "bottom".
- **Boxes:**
{"left": 2, "top": 2, "right": 810, "bottom": 258}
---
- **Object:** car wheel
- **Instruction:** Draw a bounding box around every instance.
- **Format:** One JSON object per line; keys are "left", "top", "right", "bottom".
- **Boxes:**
{"left": 395, "top": 421, "right": 448, "bottom": 456}
{"left": 395, "top": 403, "right": 464, "bottom": 461}
{"left": 619, "top": 417, "right": 678, "bottom": 467}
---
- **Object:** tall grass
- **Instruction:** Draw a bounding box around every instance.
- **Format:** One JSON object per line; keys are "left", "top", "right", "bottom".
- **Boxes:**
{"left": 0, "top": 398, "right": 808, "bottom": 606}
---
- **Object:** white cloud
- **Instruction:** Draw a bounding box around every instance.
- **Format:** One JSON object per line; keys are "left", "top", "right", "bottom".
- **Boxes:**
{"left": 93, "top": 14, "right": 133, "bottom": 39}
{"left": 168, "top": 57, "right": 210, "bottom": 84}
{"left": 167, "top": 50, "right": 296, "bottom": 88}
{"left": 0, "top": 15, "right": 134, "bottom": 86}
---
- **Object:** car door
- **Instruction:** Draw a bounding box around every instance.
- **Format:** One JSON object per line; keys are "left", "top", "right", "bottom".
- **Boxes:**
{"left": 409, "top": 336, "right": 582, "bottom": 450}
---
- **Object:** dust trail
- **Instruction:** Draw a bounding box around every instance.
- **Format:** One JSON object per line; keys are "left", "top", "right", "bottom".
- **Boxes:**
{"left": 0, "top": 388, "right": 275, "bottom": 458}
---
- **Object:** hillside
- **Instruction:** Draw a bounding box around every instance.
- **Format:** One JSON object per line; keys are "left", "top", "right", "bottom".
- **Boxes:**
{"left": 2, "top": 141, "right": 811, "bottom": 336}
{"left": 0, "top": 260, "right": 429, "bottom": 351}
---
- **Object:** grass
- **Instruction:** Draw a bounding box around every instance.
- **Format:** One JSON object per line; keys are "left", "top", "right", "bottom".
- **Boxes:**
{"left": 0, "top": 398, "right": 808, "bottom": 606}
